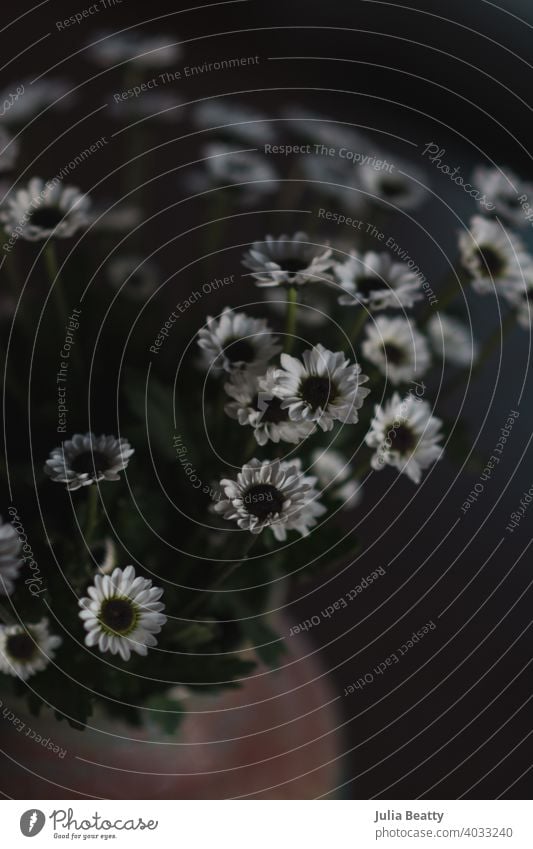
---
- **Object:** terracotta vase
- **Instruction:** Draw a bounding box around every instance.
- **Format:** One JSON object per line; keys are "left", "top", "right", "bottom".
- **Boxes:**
{"left": 2, "top": 624, "right": 342, "bottom": 799}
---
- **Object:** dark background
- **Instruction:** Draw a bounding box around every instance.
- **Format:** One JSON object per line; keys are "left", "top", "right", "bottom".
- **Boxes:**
{"left": 2, "top": 0, "right": 532, "bottom": 799}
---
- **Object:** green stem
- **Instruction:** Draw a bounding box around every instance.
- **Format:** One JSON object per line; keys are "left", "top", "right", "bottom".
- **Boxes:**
{"left": 477, "top": 309, "right": 516, "bottom": 365}
{"left": 43, "top": 241, "right": 67, "bottom": 327}
{"left": 419, "top": 265, "right": 468, "bottom": 327}
{"left": 210, "top": 534, "right": 258, "bottom": 591}
{"left": 84, "top": 486, "right": 99, "bottom": 547}
{"left": 243, "top": 431, "right": 258, "bottom": 460}
{"left": 181, "top": 533, "right": 258, "bottom": 619}
{"left": 344, "top": 308, "right": 367, "bottom": 353}
{"left": 283, "top": 286, "right": 298, "bottom": 354}
{"left": 1, "top": 241, "right": 35, "bottom": 346}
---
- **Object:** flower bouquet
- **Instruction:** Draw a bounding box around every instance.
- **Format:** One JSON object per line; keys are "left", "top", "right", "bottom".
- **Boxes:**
{"left": 0, "top": 31, "right": 531, "bottom": 739}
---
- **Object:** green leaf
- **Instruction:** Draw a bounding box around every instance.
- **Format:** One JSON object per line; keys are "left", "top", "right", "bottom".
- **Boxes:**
{"left": 226, "top": 598, "right": 286, "bottom": 667}
{"left": 124, "top": 369, "right": 176, "bottom": 461}
{"left": 35, "top": 668, "right": 93, "bottom": 732}
{"left": 169, "top": 621, "right": 219, "bottom": 648}
{"left": 173, "top": 655, "right": 256, "bottom": 691}
{"left": 146, "top": 695, "right": 185, "bottom": 735}
{"left": 240, "top": 616, "right": 286, "bottom": 666}
{"left": 27, "top": 692, "right": 44, "bottom": 718}
{"left": 279, "top": 522, "right": 359, "bottom": 583}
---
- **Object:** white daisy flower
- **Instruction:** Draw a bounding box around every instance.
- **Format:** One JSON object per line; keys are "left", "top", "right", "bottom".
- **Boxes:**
{"left": 514, "top": 295, "right": 533, "bottom": 330}
{"left": 269, "top": 343, "right": 370, "bottom": 432}
{"left": 458, "top": 215, "right": 532, "bottom": 298}
{"left": 514, "top": 296, "right": 533, "bottom": 329}
{"left": 311, "top": 449, "right": 362, "bottom": 509}
{"left": 336, "top": 250, "right": 424, "bottom": 310}
{"left": 0, "top": 78, "right": 73, "bottom": 125}
{"left": 359, "top": 160, "right": 427, "bottom": 210}
{"left": 472, "top": 165, "right": 533, "bottom": 228}
{"left": 505, "top": 276, "right": 533, "bottom": 330}
{"left": 1, "top": 177, "right": 91, "bottom": 241}
{"left": 366, "top": 392, "right": 443, "bottom": 484}
{"left": 224, "top": 368, "right": 315, "bottom": 446}
{"left": 0, "top": 127, "right": 18, "bottom": 172}
{"left": 45, "top": 432, "right": 134, "bottom": 491}
{"left": 107, "top": 255, "right": 159, "bottom": 300}
{"left": 79, "top": 565, "right": 166, "bottom": 661}
{"left": 87, "top": 31, "right": 181, "bottom": 68}
{"left": 0, "top": 518, "right": 22, "bottom": 596}
{"left": 89, "top": 538, "right": 117, "bottom": 575}
{"left": 193, "top": 101, "right": 277, "bottom": 144}
{"left": 0, "top": 618, "right": 61, "bottom": 680}
{"left": 214, "top": 458, "right": 326, "bottom": 541}
{"left": 197, "top": 307, "right": 281, "bottom": 374}
{"left": 185, "top": 142, "right": 279, "bottom": 205}
{"left": 362, "top": 316, "right": 431, "bottom": 385}
{"left": 242, "top": 231, "right": 334, "bottom": 288}
{"left": 427, "top": 314, "right": 478, "bottom": 366}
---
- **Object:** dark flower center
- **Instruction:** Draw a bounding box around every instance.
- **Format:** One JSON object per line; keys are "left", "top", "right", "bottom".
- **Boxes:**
{"left": 243, "top": 483, "right": 284, "bottom": 519}
{"left": 383, "top": 343, "right": 405, "bottom": 365}
{"left": 389, "top": 423, "right": 416, "bottom": 453}
{"left": 356, "top": 276, "right": 381, "bottom": 298}
{"left": 71, "top": 450, "right": 110, "bottom": 475}
{"left": 100, "top": 598, "right": 135, "bottom": 634}
{"left": 379, "top": 178, "right": 405, "bottom": 199}
{"left": 476, "top": 246, "right": 505, "bottom": 277}
{"left": 224, "top": 338, "right": 255, "bottom": 364}
{"left": 300, "top": 376, "right": 335, "bottom": 410}
{"left": 500, "top": 194, "right": 521, "bottom": 209}
{"left": 6, "top": 632, "right": 37, "bottom": 661}
{"left": 282, "top": 258, "right": 308, "bottom": 276}
{"left": 29, "top": 206, "right": 64, "bottom": 229}
{"left": 253, "top": 395, "right": 288, "bottom": 424}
